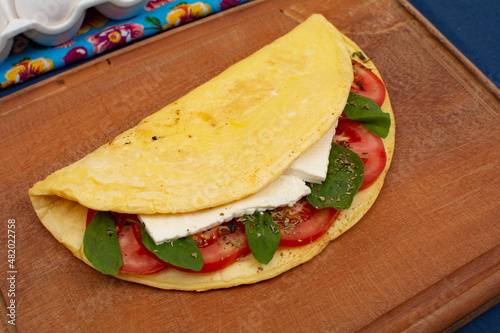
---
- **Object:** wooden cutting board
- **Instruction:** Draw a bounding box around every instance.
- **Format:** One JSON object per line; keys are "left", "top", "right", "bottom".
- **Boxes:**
{"left": 1, "top": 0, "right": 498, "bottom": 331}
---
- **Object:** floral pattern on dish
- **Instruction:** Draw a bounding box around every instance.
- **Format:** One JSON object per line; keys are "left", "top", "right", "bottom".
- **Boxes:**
{"left": 145, "top": 0, "right": 177, "bottom": 11}
{"left": 163, "top": 2, "right": 212, "bottom": 30}
{"left": 62, "top": 47, "right": 88, "bottom": 65}
{"left": 219, "top": 0, "right": 243, "bottom": 10}
{"left": 1, "top": 57, "right": 54, "bottom": 88}
{"left": 85, "top": 23, "right": 145, "bottom": 54}
{"left": 0, "top": 1, "right": 248, "bottom": 91}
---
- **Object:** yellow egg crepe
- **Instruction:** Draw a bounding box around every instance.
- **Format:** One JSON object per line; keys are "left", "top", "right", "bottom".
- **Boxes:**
{"left": 28, "top": 14, "right": 395, "bottom": 291}
{"left": 30, "top": 14, "right": 353, "bottom": 215}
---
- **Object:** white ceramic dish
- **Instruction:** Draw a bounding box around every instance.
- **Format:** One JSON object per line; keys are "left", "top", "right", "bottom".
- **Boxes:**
{"left": 0, "top": 0, "right": 148, "bottom": 63}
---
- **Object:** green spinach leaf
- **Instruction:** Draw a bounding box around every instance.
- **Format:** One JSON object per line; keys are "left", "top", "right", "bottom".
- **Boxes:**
{"left": 307, "top": 143, "right": 364, "bottom": 210}
{"left": 137, "top": 222, "right": 204, "bottom": 272}
{"left": 344, "top": 94, "right": 391, "bottom": 138}
{"left": 83, "top": 211, "right": 123, "bottom": 275}
{"left": 241, "top": 212, "right": 281, "bottom": 265}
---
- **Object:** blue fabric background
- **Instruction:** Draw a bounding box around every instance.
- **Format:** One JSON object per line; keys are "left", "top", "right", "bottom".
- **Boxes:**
{"left": 457, "top": 303, "right": 500, "bottom": 333}
{"left": 408, "top": 0, "right": 500, "bottom": 88}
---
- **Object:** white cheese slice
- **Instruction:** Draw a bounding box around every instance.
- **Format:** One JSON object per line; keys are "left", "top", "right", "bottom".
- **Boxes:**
{"left": 139, "top": 123, "right": 337, "bottom": 244}
{"left": 284, "top": 123, "right": 336, "bottom": 183}
{"left": 139, "top": 175, "right": 311, "bottom": 243}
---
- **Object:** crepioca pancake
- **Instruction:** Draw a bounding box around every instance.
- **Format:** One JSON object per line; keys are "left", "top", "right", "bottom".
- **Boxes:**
{"left": 29, "top": 14, "right": 394, "bottom": 291}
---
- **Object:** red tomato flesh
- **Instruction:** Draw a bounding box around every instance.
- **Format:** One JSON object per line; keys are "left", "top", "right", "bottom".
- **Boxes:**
{"left": 86, "top": 210, "right": 169, "bottom": 275}
{"left": 271, "top": 199, "right": 338, "bottom": 247}
{"left": 117, "top": 216, "right": 170, "bottom": 274}
{"left": 182, "top": 222, "right": 250, "bottom": 273}
{"left": 350, "top": 60, "right": 386, "bottom": 106}
{"left": 333, "top": 119, "right": 386, "bottom": 190}
{"left": 86, "top": 209, "right": 97, "bottom": 226}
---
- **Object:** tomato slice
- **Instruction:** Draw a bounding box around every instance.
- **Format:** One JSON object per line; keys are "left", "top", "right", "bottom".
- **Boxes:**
{"left": 86, "top": 210, "right": 169, "bottom": 275}
{"left": 117, "top": 217, "right": 170, "bottom": 275}
{"left": 333, "top": 119, "right": 386, "bottom": 190}
{"left": 86, "top": 209, "right": 98, "bottom": 226}
{"left": 181, "top": 222, "right": 250, "bottom": 273}
{"left": 350, "top": 60, "right": 386, "bottom": 106}
{"left": 271, "top": 199, "right": 338, "bottom": 247}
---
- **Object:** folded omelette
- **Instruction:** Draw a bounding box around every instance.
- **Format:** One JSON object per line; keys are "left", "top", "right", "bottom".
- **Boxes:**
{"left": 29, "top": 14, "right": 395, "bottom": 291}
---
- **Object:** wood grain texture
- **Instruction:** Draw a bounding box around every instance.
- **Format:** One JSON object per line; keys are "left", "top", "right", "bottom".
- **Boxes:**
{"left": 1, "top": 0, "right": 498, "bottom": 331}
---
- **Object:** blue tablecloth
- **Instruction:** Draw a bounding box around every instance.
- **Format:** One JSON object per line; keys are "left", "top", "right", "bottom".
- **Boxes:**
{"left": 457, "top": 303, "right": 500, "bottom": 333}
{"left": 408, "top": 0, "right": 500, "bottom": 88}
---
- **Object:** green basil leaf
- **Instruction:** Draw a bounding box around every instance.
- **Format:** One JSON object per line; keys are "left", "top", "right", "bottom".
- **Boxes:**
{"left": 242, "top": 212, "right": 281, "bottom": 265}
{"left": 138, "top": 223, "right": 203, "bottom": 272}
{"left": 344, "top": 94, "right": 391, "bottom": 138}
{"left": 83, "top": 211, "right": 123, "bottom": 275}
{"left": 307, "top": 143, "right": 364, "bottom": 210}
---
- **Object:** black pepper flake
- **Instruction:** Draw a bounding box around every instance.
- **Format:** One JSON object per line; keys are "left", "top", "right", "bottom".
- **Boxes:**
{"left": 152, "top": 136, "right": 158, "bottom": 140}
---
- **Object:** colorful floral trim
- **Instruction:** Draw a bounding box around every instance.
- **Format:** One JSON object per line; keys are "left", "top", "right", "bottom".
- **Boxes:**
{"left": 0, "top": 0, "right": 248, "bottom": 91}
